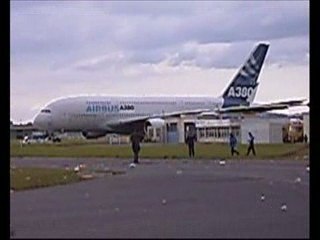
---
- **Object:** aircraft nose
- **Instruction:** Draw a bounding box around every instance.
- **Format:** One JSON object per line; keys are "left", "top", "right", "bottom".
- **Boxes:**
{"left": 33, "top": 113, "right": 51, "bottom": 130}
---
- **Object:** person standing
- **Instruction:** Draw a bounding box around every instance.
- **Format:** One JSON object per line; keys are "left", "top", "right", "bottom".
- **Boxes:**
{"left": 246, "top": 132, "right": 256, "bottom": 156}
{"left": 185, "top": 127, "right": 197, "bottom": 158}
{"left": 229, "top": 133, "right": 240, "bottom": 156}
{"left": 130, "top": 130, "right": 144, "bottom": 164}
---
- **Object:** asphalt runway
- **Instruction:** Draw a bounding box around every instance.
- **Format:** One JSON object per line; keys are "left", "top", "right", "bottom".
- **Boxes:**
{"left": 10, "top": 157, "right": 309, "bottom": 238}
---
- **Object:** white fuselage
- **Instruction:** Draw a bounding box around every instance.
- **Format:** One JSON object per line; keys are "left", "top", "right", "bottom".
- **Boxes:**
{"left": 34, "top": 96, "right": 224, "bottom": 133}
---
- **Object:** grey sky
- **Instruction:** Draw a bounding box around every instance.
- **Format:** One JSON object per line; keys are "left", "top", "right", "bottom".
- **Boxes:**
{"left": 10, "top": 1, "right": 309, "bottom": 122}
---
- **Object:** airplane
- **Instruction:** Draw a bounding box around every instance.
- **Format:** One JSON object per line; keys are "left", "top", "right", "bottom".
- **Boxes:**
{"left": 33, "top": 43, "right": 306, "bottom": 139}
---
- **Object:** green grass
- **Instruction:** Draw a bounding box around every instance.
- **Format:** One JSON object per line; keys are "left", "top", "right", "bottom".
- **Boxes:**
{"left": 10, "top": 167, "right": 83, "bottom": 191}
{"left": 10, "top": 140, "right": 309, "bottom": 160}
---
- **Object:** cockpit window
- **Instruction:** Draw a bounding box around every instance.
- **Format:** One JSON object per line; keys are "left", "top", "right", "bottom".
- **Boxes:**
{"left": 41, "top": 109, "right": 51, "bottom": 113}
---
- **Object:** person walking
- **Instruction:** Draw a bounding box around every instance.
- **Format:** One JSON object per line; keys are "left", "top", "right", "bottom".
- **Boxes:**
{"left": 185, "top": 127, "right": 197, "bottom": 158}
{"left": 246, "top": 132, "right": 256, "bottom": 156}
{"left": 229, "top": 133, "right": 240, "bottom": 156}
{"left": 130, "top": 129, "right": 144, "bottom": 164}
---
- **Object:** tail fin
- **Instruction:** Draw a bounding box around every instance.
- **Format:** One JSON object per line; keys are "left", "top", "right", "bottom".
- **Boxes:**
{"left": 221, "top": 43, "right": 269, "bottom": 108}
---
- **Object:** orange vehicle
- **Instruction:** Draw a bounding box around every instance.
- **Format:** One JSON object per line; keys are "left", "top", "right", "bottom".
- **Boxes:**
{"left": 282, "top": 119, "right": 303, "bottom": 143}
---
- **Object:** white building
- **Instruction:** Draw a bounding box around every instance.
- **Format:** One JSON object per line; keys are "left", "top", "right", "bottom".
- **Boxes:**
{"left": 146, "top": 115, "right": 199, "bottom": 143}
{"left": 240, "top": 117, "right": 289, "bottom": 144}
{"left": 146, "top": 114, "right": 290, "bottom": 144}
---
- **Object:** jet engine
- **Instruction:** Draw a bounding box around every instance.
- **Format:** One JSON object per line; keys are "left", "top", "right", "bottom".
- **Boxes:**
{"left": 146, "top": 118, "right": 166, "bottom": 128}
{"left": 81, "top": 131, "right": 107, "bottom": 139}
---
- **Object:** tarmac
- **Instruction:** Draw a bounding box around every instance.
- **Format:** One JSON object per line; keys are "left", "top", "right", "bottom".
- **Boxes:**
{"left": 10, "top": 157, "right": 309, "bottom": 238}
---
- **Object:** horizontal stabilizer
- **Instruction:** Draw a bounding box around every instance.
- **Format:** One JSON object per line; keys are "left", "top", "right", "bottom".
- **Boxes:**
{"left": 217, "top": 98, "right": 307, "bottom": 114}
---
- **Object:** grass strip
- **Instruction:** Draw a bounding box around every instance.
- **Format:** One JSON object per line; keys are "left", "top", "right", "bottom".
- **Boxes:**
{"left": 10, "top": 141, "right": 309, "bottom": 160}
{"left": 10, "top": 167, "right": 83, "bottom": 191}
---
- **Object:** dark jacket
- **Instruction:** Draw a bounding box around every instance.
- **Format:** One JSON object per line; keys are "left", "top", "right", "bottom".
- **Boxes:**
{"left": 186, "top": 131, "right": 196, "bottom": 145}
{"left": 248, "top": 133, "right": 255, "bottom": 145}
{"left": 130, "top": 132, "right": 144, "bottom": 152}
{"left": 229, "top": 134, "right": 237, "bottom": 148}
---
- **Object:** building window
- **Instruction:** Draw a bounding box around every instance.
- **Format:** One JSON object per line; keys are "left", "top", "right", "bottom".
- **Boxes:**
{"left": 156, "top": 128, "right": 161, "bottom": 138}
{"left": 199, "top": 128, "right": 205, "bottom": 138}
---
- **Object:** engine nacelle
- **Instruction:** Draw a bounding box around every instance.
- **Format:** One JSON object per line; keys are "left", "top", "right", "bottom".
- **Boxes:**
{"left": 81, "top": 131, "right": 107, "bottom": 139}
{"left": 146, "top": 118, "right": 166, "bottom": 128}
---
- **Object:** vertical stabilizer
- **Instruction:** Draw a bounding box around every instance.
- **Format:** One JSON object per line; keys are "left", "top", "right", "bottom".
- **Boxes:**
{"left": 221, "top": 43, "right": 269, "bottom": 108}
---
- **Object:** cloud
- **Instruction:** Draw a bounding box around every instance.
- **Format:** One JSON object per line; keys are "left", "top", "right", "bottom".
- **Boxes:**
{"left": 11, "top": 1, "right": 308, "bottom": 60}
{"left": 66, "top": 35, "right": 308, "bottom": 72}
{"left": 72, "top": 51, "right": 128, "bottom": 71}
{"left": 10, "top": 1, "right": 309, "bottom": 121}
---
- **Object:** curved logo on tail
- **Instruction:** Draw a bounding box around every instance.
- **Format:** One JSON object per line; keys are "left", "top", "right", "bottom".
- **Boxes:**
{"left": 240, "top": 55, "right": 259, "bottom": 78}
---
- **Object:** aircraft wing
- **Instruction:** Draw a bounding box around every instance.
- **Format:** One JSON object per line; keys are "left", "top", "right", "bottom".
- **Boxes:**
{"left": 216, "top": 104, "right": 288, "bottom": 114}
{"left": 106, "top": 98, "right": 307, "bottom": 128}
{"left": 199, "top": 99, "right": 307, "bottom": 117}
{"left": 108, "top": 108, "right": 212, "bottom": 126}
{"left": 263, "top": 99, "right": 307, "bottom": 107}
